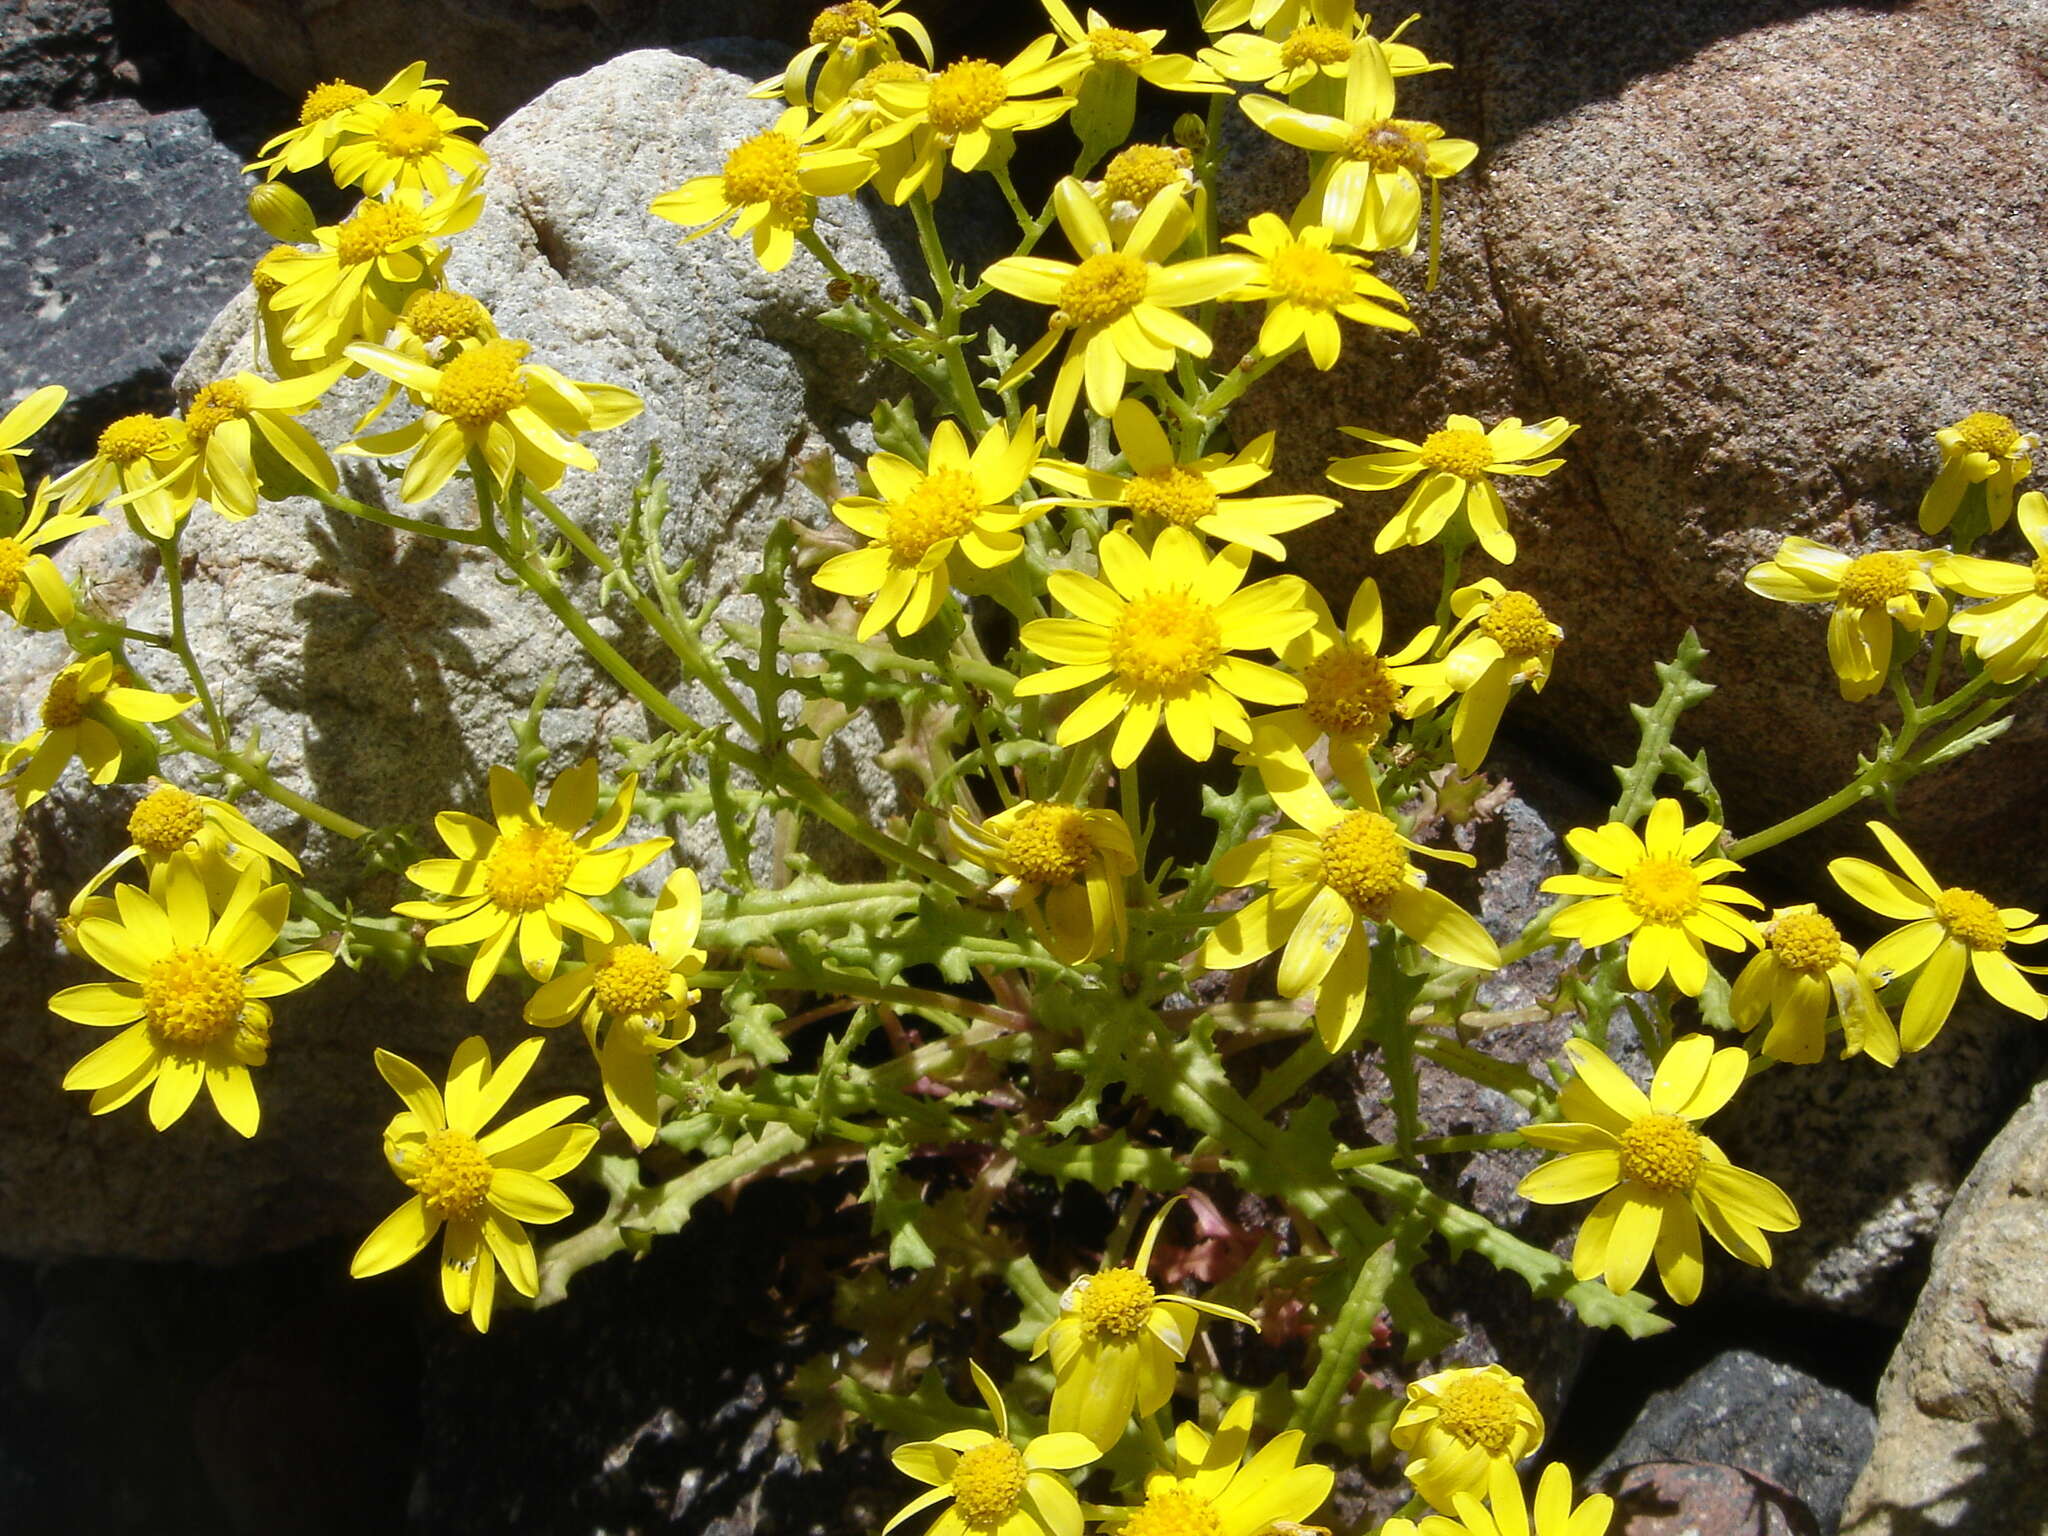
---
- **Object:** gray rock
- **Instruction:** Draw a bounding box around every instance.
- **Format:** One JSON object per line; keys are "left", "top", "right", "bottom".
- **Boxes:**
{"left": 0, "top": 2, "right": 120, "bottom": 110}
{"left": 1840, "top": 1077, "right": 2048, "bottom": 1535}
{"left": 1600, "top": 1461, "right": 1819, "bottom": 1536}
{"left": 1594, "top": 1349, "right": 1874, "bottom": 1531}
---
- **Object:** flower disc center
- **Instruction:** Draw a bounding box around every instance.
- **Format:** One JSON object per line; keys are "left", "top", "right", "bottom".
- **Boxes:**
{"left": 1074, "top": 1265, "right": 1155, "bottom": 1337}
{"left": 1936, "top": 886, "right": 2006, "bottom": 950}
{"left": 483, "top": 822, "right": 579, "bottom": 913}
{"left": 1108, "top": 590, "right": 1222, "bottom": 694}
{"left": 403, "top": 1128, "right": 495, "bottom": 1219}
{"left": 144, "top": 945, "right": 247, "bottom": 1048}
{"left": 1125, "top": 466, "right": 1217, "bottom": 528}
{"left": 1004, "top": 803, "right": 1094, "bottom": 886}
{"left": 1619, "top": 1112, "right": 1704, "bottom": 1194}
{"left": 1620, "top": 857, "right": 1701, "bottom": 924}
{"left": 1317, "top": 810, "right": 1410, "bottom": 917}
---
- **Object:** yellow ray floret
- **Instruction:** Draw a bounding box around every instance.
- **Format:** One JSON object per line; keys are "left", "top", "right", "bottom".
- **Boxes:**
{"left": 1393, "top": 579, "right": 1562, "bottom": 774}
{"left": 1396, "top": 1462, "right": 1617, "bottom": 1536}
{"left": 0, "top": 479, "right": 102, "bottom": 630}
{"left": 950, "top": 798, "right": 1137, "bottom": 965}
{"left": 651, "top": 105, "right": 876, "bottom": 272}
{"left": 0, "top": 383, "right": 67, "bottom": 501}
{"left": 351, "top": 1035, "right": 598, "bottom": 1332}
{"left": 1328, "top": 412, "right": 1576, "bottom": 564}
{"left": 1104, "top": 1395, "right": 1334, "bottom": 1536}
{"left": 1935, "top": 490, "right": 2048, "bottom": 684}
{"left": 1256, "top": 574, "right": 1435, "bottom": 787}
{"left": 1518, "top": 1035, "right": 1799, "bottom": 1304}
{"left": 885, "top": 1361, "right": 1099, "bottom": 1536}
{"left": 1743, "top": 537, "right": 1946, "bottom": 702}
{"left": 1, "top": 651, "right": 194, "bottom": 807}
{"left": 1918, "top": 410, "right": 2035, "bottom": 535}
{"left": 1390, "top": 1363, "right": 1545, "bottom": 1512}
{"left": 1731, "top": 903, "right": 1897, "bottom": 1067}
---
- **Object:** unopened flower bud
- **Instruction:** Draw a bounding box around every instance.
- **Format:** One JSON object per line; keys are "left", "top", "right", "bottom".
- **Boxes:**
{"left": 1173, "top": 113, "right": 1209, "bottom": 153}
{"left": 247, "top": 182, "right": 316, "bottom": 244}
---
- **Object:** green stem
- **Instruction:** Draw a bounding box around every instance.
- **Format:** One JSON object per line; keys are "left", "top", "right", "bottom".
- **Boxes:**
{"left": 166, "top": 718, "right": 369, "bottom": 839}
{"left": 1333, "top": 1131, "right": 1525, "bottom": 1168}
{"left": 797, "top": 228, "right": 941, "bottom": 343}
{"left": 152, "top": 534, "right": 227, "bottom": 748}
{"left": 308, "top": 483, "right": 490, "bottom": 546}
{"left": 1368, "top": 934, "right": 1424, "bottom": 1161}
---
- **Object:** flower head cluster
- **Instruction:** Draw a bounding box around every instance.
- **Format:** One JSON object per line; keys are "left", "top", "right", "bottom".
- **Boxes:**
{"left": 0, "top": 479, "right": 101, "bottom": 631}
{"left": 1395, "top": 580, "right": 1563, "bottom": 773}
{"left": 2, "top": 652, "right": 194, "bottom": 807}
{"left": 1329, "top": 413, "right": 1577, "bottom": 565}
{"left": 951, "top": 798, "right": 1137, "bottom": 965}
{"left": 651, "top": 105, "right": 876, "bottom": 271}
{"left": 1919, "top": 410, "right": 2035, "bottom": 535}
{"left": 247, "top": 62, "right": 440, "bottom": 179}
{"left": 1744, "top": 538, "right": 1946, "bottom": 701}
{"left": 1260, "top": 574, "right": 1435, "bottom": 784}
{"left": 1732, "top": 904, "right": 1897, "bottom": 1066}
{"left": 1391, "top": 1364, "right": 1545, "bottom": 1512}
{"left": 1104, "top": 1396, "right": 1333, "bottom": 1536}
{"left": 885, "top": 1362, "right": 1098, "bottom": 1536}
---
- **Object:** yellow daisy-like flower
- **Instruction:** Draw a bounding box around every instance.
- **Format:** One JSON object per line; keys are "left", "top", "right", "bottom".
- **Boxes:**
{"left": 1742, "top": 538, "right": 1947, "bottom": 702}
{"left": 394, "top": 759, "right": 672, "bottom": 1001}
{"left": 1935, "top": 489, "right": 2048, "bottom": 684}
{"left": 805, "top": 58, "right": 932, "bottom": 150}
{"left": 1517, "top": 1035, "right": 1800, "bottom": 1305}
{"left": 523, "top": 867, "right": 706, "bottom": 1150}
{"left": 1222, "top": 214, "right": 1413, "bottom": 369}
{"left": 1202, "top": 2, "right": 1447, "bottom": 96}
{"left": 327, "top": 85, "right": 489, "bottom": 195}
{"left": 1107, "top": 1395, "right": 1334, "bottom": 1536}
{"left": 1414, "top": 1462, "right": 1617, "bottom": 1536}
{"left": 863, "top": 40, "right": 1074, "bottom": 205}
{"left": 1008, "top": 2, "right": 1229, "bottom": 100}
{"left": 0, "top": 383, "right": 66, "bottom": 501}
{"left": 350, "top": 1035, "right": 598, "bottom": 1332}
{"left": 47, "top": 412, "right": 197, "bottom": 536}
{"left": 245, "top": 61, "right": 435, "bottom": 179}
{"left": 263, "top": 177, "right": 486, "bottom": 364}
{"left": 1328, "top": 413, "right": 1578, "bottom": 565}
{"left": 1918, "top": 410, "right": 2036, "bottom": 535}
{"left": 1240, "top": 38, "right": 1478, "bottom": 254}
{"left": 1015, "top": 524, "right": 1312, "bottom": 767}
{"left": 1730, "top": 904, "right": 1897, "bottom": 1067}
{"left": 141, "top": 366, "right": 344, "bottom": 523}
{"left": 950, "top": 798, "right": 1137, "bottom": 965}
{"left": 51, "top": 854, "right": 333, "bottom": 1137}
{"left": 1258, "top": 574, "right": 1434, "bottom": 786}
{"left": 651, "top": 105, "right": 875, "bottom": 273}
{"left": 1539, "top": 797, "right": 1762, "bottom": 996}
{"left": 812, "top": 412, "right": 1049, "bottom": 640}
{"left": 1393, "top": 580, "right": 1562, "bottom": 775}
{"left": 343, "top": 338, "right": 643, "bottom": 504}
{"left": 885, "top": 1361, "right": 1099, "bottom": 1536}
{"left": 2, "top": 652, "right": 194, "bottom": 808}
{"left": 68, "top": 779, "right": 302, "bottom": 927}
{"left": 1081, "top": 142, "right": 1196, "bottom": 241}
{"left": 983, "top": 180, "right": 1258, "bottom": 442}
{"left": 1390, "top": 1364, "right": 1545, "bottom": 1513}
{"left": 352, "top": 289, "right": 502, "bottom": 431}
{"left": 1031, "top": 399, "right": 1339, "bottom": 559}
{"left": 754, "top": 0, "right": 935, "bottom": 109}
{"left": 1032, "top": 1201, "right": 1255, "bottom": 1450}
{"left": 0, "top": 480, "right": 101, "bottom": 630}
{"left": 1199, "top": 734, "right": 1500, "bottom": 1050}
{"left": 1828, "top": 821, "right": 2048, "bottom": 1051}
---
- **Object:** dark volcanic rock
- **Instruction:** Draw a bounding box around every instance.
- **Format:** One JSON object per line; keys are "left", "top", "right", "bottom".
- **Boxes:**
{"left": 0, "top": 2, "right": 122, "bottom": 110}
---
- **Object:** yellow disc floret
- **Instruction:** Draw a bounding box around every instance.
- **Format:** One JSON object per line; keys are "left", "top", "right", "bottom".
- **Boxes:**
{"left": 482, "top": 822, "right": 579, "bottom": 913}
{"left": 143, "top": 945, "right": 247, "bottom": 1048}
{"left": 1768, "top": 911, "right": 1841, "bottom": 974}
{"left": 883, "top": 468, "right": 982, "bottom": 563}
{"left": 39, "top": 666, "right": 90, "bottom": 728}
{"left": 1100, "top": 144, "right": 1186, "bottom": 206}
{"left": 1417, "top": 428, "right": 1494, "bottom": 479}
{"left": 927, "top": 59, "right": 1008, "bottom": 136}
{"left": 335, "top": 200, "right": 426, "bottom": 265}
{"left": 1057, "top": 251, "right": 1148, "bottom": 329}
{"left": 299, "top": 80, "right": 368, "bottom": 125}
{"left": 1088, "top": 25, "right": 1152, "bottom": 64}
{"left": 810, "top": 0, "right": 882, "bottom": 45}
{"left": 1345, "top": 118, "right": 1429, "bottom": 173}
{"left": 1955, "top": 411, "right": 2021, "bottom": 456}
{"left": 402, "top": 289, "right": 492, "bottom": 341}
{"left": 1075, "top": 1265, "right": 1155, "bottom": 1338}
{"left": 1125, "top": 466, "right": 1217, "bottom": 528}
{"left": 1317, "top": 810, "right": 1411, "bottom": 917}
{"left": 949, "top": 1439, "right": 1027, "bottom": 1526}
{"left": 1935, "top": 886, "right": 2006, "bottom": 951}
{"left": 591, "top": 942, "right": 672, "bottom": 1017}
{"left": 98, "top": 414, "right": 174, "bottom": 465}
{"left": 433, "top": 340, "right": 530, "bottom": 429}
{"left": 1109, "top": 591, "right": 1223, "bottom": 693}
{"left": 1004, "top": 803, "right": 1094, "bottom": 886}
{"left": 1123, "top": 1489, "right": 1224, "bottom": 1536}
{"left": 1267, "top": 241, "right": 1355, "bottom": 310}
{"left": 1618, "top": 1112, "right": 1704, "bottom": 1195}
{"left": 184, "top": 380, "right": 251, "bottom": 442}
{"left": 375, "top": 106, "right": 445, "bottom": 159}
{"left": 1836, "top": 551, "right": 1918, "bottom": 609}
{"left": 0, "top": 538, "right": 27, "bottom": 602}
{"left": 1620, "top": 857, "right": 1701, "bottom": 923}
{"left": 1432, "top": 1371, "right": 1528, "bottom": 1455}
{"left": 402, "top": 1128, "right": 496, "bottom": 1218}
{"left": 1281, "top": 23, "right": 1355, "bottom": 68}
{"left": 1302, "top": 644, "right": 1401, "bottom": 738}
{"left": 1477, "top": 590, "right": 1557, "bottom": 660}
{"left": 129, "top": 784, "right": 206, "bottom": 854}
{"left": 722, "top": 130, "right": 805, "bottom": 212}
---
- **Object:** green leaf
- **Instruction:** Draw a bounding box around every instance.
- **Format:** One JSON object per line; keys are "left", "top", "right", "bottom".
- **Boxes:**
{"left": 1010, "top": 1130, "right": 1192, "bottom": 1195}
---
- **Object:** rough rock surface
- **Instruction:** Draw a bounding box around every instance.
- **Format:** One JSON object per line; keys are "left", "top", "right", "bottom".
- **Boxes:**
{"left": 1593, "top": 1349, "right": 1874, "bottom": 1532}
{"left": 1601, "top": 1460, "right": 1820, "bottom": 1536}
{"left": 1840, "top": 1077, "right": 2048, "bottom": 1534}
{"left": 0, "top": 44, "right": 917, "bottom": 1261}
{"left": 0, "top": 1, "right": 122, "bottom": 109}
{"left": 1223, "top": 0, "right": 2048, "bottom": 902}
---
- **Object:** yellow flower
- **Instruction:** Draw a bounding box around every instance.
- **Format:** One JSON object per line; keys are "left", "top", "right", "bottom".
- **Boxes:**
{"left": 1935, "top": 489, "right": 2048, "bottom": 683}
{"left": 1240, "top": 39, "right": 1477, "bottom": 253}
{"left": 2, "top": 652, "right": 194, "bottom": 807}
{"left": 350, "top": 1035, "right": 598, "bottom": 1332}
{"left": 0, "top": 383, "right": 66, "bottom": 501}
{"left": 1106, "top": 1395, "right": 1334, "bottom": 1536}
{"left": 863, "top": 40, "right": 1074, "bottom": 204}
{"left": 812, "top": 412, "right": 1049, "bottom": 640}
{"left": 755, "top": 0, "right": 935, "bottom": 109}
{"left": 263, "top": 177, "right": 487, "bottom": 364}
{"left": 1031, "top": 398, "right": 1339, "bottom": 558}
{"left": 1517, "top": 1035, "right": 1799, "bottom": 1304}
{"left": 1742, "top": 538, "right": 1947, "bottom": 702}
{"left": 327, "top": 85, "right": 489, "bottom": 195}
{"left": 0, "top": 480, "right": 102, "bottom": 630}
{"left": 1328, "top": 413, "right": 1577, "bottom": 564}
{"left": 805, "top": 58, "right": 932, "bottom": 150}
{"left": 523, "top": 868, "right": 706, "bottom": 1150}
{"left": 1081, "top": 142, "right": 1195, "bottom": 241}
{"left": 68, "top": 779, "right": 302, "bottom": 927}
{"left": 1257, "top": 574, "right": 1434, "bottom": 786}
{"left": 1032, "top": 1201, "right": 1255, "bottom": 1449}
{"left": 950, "top": 799, "right": 1137, "bottom": 964}
{"left": 984, "top": 180, "right": 1258, "bottom": 442}
{"left": 651, "top": 105, "right": 875, "bottom": 272}
{"left": 1918, "top": 410, "right": 2036, "bottom": 535}
{"left": 144, "top": 366, "right": 345, "bottom": 522}
{"left": 1828, "top": 821, "right": 2048, "bottom": 1050}
{"left": 47, "top": 412, "right": 198, "bottom": 536}
{"left": 343, "top": 338, "right": 642, "bottom": 504}
{"left": 1731, "top": 904, "right": 1898, "bottom": 1067}
{"left": 51, "top": 853, "right": 333, "bottom": 1137}
{"left": 245, "top": 61, "right": 436, "bottom": 179}
{"left": 1202, "top": 4, "right": 1448, "bottom": 95}
{"left": 351, "top": 289, "right": 502, "bottom": 431}
{"left": 1539, "top": 797, "right": 1762, "bottom": 996}
{"left": 1015, "top": 524, "right": 1312, "bottom": 766}
{"left": 1393, "top": 580, "right": 1561, "bottom": 774}
{"left": 1199, "top": 0, "right": 1322, "bottom": 31}
{"left": 394, "top": 759, "right": 672, "bottom": 1001}
{"left": 1423, "top": 1462, "right": 1617, "bottom": 1536}
{"left": 885, "top": 1361, "right": 1099, "bottom": 1536}
{"left": 1199, "top": 734, "right": 1500, "bottom": 1050}
{"left": 1222, "top": 214, "right": 1413, "bottom": 369}
{"left": 1390, "top": 1364, "right": 1544, "bottom": 1513}
{"left": 1008, "top": 2, "right": 1229, "bottom": 100}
